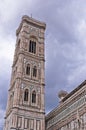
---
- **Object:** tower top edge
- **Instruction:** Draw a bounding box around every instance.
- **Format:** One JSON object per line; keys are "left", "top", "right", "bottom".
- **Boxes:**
{"left": 22, "top": 15, "right": 46, "bottom": 28}
{"left": 16, "top": 15, "right": 46, "bottom": 36}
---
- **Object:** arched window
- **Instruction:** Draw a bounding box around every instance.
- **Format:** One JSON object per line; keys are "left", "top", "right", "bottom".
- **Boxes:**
{"left": 32, "top": 91, "right": 36, "bottom": 103}
{"left": 24, "top": 89, "right": 29, "bottom": 101}
{"left": 26, "top": 64, "right": 30, "bottom": 75}
{"left": 29, "top": 40, "right": 36, "bottom": 54}
{"left": 33, "top": 66, "right": 37, "bottom": 77}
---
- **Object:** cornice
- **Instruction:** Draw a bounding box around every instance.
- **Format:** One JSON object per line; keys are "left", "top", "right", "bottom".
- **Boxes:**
{"left": 16, "top": 15, "right": 46, "bottom": 36}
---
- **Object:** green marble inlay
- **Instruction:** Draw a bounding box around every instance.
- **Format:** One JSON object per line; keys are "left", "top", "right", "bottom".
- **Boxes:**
{"left": 47, "top": 95, "right": 85, "bottom": 128}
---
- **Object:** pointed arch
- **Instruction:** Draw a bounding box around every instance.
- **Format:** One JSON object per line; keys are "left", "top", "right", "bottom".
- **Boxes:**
{"left": 24, "top": 89, "right": 29, "bottom": 101}
{"left": 32, "top": 90, "right": 36, "bottom": 103}
{"left": 29, "top": 35, "right": 38, "bottom": 40}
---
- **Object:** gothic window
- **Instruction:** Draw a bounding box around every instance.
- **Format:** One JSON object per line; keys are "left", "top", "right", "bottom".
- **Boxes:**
{"left": 26, "top": 64, "right": 30, "bottom": 75}
{"left": 33, "top": 66, "right": 37, "bottom": 77}
{"left": 24, "top": 89, "right": 29, "bottom": 101}
{"left": 29, "top": 40, "right": 36, "bottom": 54}
{"left": 32, "top": 91, "right": 36, "bottom": 103}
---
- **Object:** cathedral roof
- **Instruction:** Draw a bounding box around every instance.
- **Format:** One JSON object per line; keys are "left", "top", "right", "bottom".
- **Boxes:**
{"left": 46, "top": 80, "right": 86, "bottom": 120}
{"left": 62, "top": 80, "right": 86, "bottom": 102}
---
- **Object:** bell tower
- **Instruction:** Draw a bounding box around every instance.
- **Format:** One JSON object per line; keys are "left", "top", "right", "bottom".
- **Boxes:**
{"left": 3, "top": 15, "right": 46, "bottom": 130}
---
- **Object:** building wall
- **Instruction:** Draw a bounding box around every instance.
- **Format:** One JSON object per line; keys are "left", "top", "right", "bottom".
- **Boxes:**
{"left": 45, "top": 81, "right": 86, "bottom": 130}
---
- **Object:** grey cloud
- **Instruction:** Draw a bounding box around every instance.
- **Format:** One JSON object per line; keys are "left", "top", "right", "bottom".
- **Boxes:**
{"left": 1, "top": 1, "right": 86, "bottom": 129}
{"left": 44, "top": 0, "right": 86, "bottom": 111}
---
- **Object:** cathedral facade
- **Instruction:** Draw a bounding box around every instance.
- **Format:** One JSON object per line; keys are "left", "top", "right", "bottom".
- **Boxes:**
{"left": 3, "top": 16, "right": 86, "bottom": 130}
{"left": 45, "top": 81, "right": 86, "bottom": 130}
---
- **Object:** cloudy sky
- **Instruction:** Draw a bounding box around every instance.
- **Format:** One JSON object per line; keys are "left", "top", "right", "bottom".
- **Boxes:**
{"left": 1, "top": 0, "right": 86, "bottom": 129}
